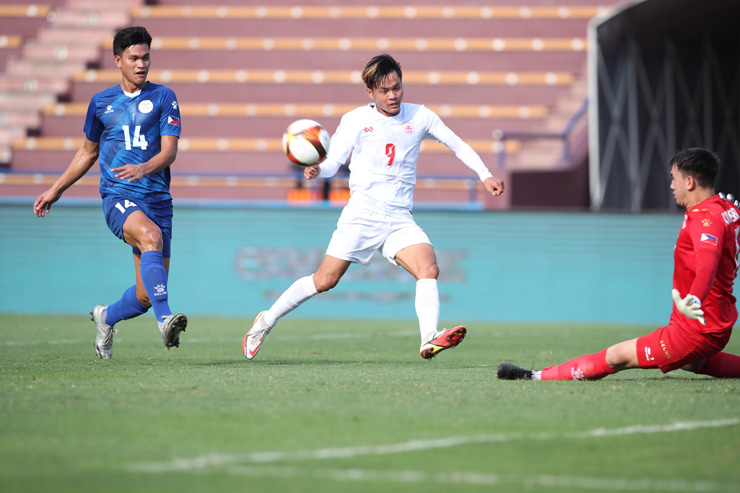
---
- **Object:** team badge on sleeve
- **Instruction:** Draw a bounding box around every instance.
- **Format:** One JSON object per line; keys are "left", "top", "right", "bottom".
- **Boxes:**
{"left": 700, "top": 233, "right": 718, "bottom": 245}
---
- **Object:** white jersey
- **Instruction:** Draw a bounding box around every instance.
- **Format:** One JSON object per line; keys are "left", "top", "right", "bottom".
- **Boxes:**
{"left": 318, "top": 102, "right": 493, "bottom": 214}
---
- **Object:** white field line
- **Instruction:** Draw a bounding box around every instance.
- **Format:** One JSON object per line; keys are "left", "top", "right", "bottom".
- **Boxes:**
{"left": 2, "top": 331, "right": 419, "bottom": 347}
{"left": 226, "top": 465, "right": 740, "bottom": 492}
{"left": 3, "top": 339, "right": 88, "bottom": 346}
{"left": 128, "top": 418, "right": 740, "bottom": 474}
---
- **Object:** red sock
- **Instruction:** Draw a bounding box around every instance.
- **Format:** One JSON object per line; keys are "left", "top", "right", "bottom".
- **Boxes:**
{"left": 695, "top": 352, "right": 740, "bottom": 378}
{"left": 540, "top": 349, "right": 616, "bottom": 381}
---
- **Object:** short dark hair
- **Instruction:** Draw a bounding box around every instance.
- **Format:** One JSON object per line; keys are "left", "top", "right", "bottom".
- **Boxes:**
{"left": 361, "top": 54, "right": 402, "bottom": 90}
{"left": 113, "top": 26, "right": 152, "bottom": 56}
{"left": 670, "top": 148, "right": 719, "bottom": 189}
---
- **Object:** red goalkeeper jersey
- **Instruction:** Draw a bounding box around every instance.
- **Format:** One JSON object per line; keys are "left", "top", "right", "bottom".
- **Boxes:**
{"left": 672, "top": 195, "right": 740, "bottom": 333}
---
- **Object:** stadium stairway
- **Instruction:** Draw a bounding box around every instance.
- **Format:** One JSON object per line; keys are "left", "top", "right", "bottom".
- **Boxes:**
{"left": 1, "top": 0, "right": 627, "bottom": 210}
{"left": 0, "top": 0, "right": 142, "bottom": 166}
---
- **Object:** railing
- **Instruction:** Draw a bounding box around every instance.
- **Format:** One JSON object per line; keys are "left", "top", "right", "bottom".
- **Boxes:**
{"left": 0, "top": 170, "right": 486, "bottom": 210}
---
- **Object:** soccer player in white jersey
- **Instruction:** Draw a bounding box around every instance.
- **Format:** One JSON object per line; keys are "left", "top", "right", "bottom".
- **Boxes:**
{"left": 33, "top": 27, "right": 187, "bottom": 359}
{"left": 244, "top": 53, "right": 504, "bottom": 361}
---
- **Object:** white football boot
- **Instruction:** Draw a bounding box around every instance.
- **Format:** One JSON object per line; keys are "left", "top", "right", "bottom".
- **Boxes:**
{"left": 243, "top": 311, "right": 272, "bottom": 360}
{"left": 159, "top": 313, "right": 188, "bottom": 349}
{"left": 91, "top": 304, "right": 116, "bottom": 359}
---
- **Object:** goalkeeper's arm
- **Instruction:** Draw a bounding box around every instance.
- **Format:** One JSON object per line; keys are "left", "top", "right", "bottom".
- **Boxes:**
{"left": 671, "top": 248, "right": 720, "bottom": 326}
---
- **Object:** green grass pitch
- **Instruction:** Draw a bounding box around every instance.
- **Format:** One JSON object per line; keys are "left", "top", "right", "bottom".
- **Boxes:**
{"left": 1, "top": 313, "right": 739, "bottom": 492}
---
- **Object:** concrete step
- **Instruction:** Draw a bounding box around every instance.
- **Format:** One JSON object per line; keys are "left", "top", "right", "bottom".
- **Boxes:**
{"left": 130, "top": 17, "right": 596, "bottom": 39}
{"left": 7, "top": 58, "right": 88, "bottom": 77}
{"left": 39, "top": 114, "right": 544, "bottom": 140}
{"left": 10, "top": 136, "right": 520, "bottom": 173}
{"left": 66, "top": 0, "right": 142, "bottom": 9}
{"left": 40, "top": 102, "right": 548, "bottom": 138}
{"left": 37, "top": 26, "right": 113, "bottom": 44}
{"left": 20, "top": 41, "right": 101, "bottom": 62}
{"left": 0, "top": 74, "right": 69, "bottom": 93}
{"left": 0, "top": 110, "right": 41, "bottom": 129}
{"left": 50, "top": 8, "right": 129, "bottom": 30}
{"left": 150, "top": 0, "right": 615, "bottom": 7}
{"left": 104, "top": 46, "right": 587, "bottom": 73}
{"left": 0, "top": 91, "right": 57, "bottom": 110}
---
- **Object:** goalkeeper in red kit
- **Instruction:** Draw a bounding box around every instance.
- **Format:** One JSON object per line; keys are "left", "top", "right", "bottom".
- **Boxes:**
{"left": 498, "top": 148, "right": 740, "bottom": 381}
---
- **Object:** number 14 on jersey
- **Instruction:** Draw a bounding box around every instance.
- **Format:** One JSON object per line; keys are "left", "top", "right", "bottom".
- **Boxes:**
{"left": 122, "top": 125, "right": 148, "bottom": 150}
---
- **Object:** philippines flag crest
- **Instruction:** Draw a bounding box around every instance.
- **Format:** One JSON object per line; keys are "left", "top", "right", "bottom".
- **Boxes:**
{"left": 167, "top": 115, "right": 180, "bottom": 126}
{"left": 700, "top": 233, "right": 718, "bottom": 245}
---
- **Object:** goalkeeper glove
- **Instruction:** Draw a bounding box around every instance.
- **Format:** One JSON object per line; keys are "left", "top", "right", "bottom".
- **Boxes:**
{"left": 719, "top": 192, "right": 739, "bottom": 208}
{"left": 671, "top": 289, "right": 705, "bottom": 325}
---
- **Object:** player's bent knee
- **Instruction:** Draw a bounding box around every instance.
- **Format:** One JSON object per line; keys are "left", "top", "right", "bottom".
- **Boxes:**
{"left": 313, "top": 275, "right": 339, "bottom": 293}
{"left": 139, "top": 229, "right": 163, "bottom": 252}
{"left": 424, "top": 264, "right": 440, "bottom": 280}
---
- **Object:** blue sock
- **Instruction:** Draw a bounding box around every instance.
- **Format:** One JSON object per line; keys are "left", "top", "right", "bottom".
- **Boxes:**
{"left": 105, "top": 285, "right": 148, "bottom": 326}
{"left": 139, "top": 251, "right": 172, "bottom": 323}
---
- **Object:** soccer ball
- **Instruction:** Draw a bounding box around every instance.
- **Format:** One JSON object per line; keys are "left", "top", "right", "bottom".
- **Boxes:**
{"left": 282, "top": 119, "right": 330, "bottom": 166}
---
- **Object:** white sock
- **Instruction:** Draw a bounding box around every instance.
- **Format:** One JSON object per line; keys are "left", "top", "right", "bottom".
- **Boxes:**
{"left": 264, "top": 275, "right": 319, "bottom": 327}
{"left": 415, "top": 278, "right": 440, "bottom": 343}
{"left": 532, "top": 370, "right": 542, "bottom": 381}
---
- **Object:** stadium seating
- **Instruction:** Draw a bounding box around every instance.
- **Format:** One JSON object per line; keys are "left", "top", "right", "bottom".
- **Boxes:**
{"left": 0, "top": 0, "right": 626, "bottom": 209}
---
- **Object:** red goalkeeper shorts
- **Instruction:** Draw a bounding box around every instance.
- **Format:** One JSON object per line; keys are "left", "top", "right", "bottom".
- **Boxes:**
{"left": 636, "top": 323, "right": 731, "bottom": 373}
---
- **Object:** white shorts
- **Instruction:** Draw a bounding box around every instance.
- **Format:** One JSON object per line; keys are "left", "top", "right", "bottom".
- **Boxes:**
{"left": 325, "top": 202, "right": 431, "bottom": 266}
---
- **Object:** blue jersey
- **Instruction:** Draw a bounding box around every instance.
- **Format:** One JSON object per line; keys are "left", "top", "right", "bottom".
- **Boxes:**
{"left": 84, "top": 82, "right": 181, "bottom": 201}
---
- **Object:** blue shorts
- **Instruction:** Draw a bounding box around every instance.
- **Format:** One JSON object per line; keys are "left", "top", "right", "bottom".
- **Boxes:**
{"left": 102, "top": 194, "right": 173, "bottom": 257}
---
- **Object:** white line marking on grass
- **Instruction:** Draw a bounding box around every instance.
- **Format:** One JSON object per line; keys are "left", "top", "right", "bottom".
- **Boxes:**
{"left": 128, "top": 418, "right": 739, "bottom": 473}
{"left": 573, "top": 419, "right": 740, "bottom": 438}
{"left": 226, "top": 466, "right": 740, "bottom": 492}
{"left": 3, "top": 339, "right": 89, "bottom": 346}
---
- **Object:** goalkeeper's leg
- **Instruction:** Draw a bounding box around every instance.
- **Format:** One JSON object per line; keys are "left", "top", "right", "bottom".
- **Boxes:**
{"left": 693, "top": 352, "right": 740, "bottom": 378}
{"left": 539, "top": 348, "right": 618, "bottom": 380}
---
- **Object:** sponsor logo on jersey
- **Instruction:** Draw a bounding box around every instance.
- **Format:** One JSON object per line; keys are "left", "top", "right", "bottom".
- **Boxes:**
{"left": 722, "top": 207, "right": 740, "bottom": 225}
{"left": 404, "top": 122, "right": 414, "bottom": 134}
{"left": 172, "top": 101, "right": 178, "bottom": 110}
{"left": 702, "top": 218, "right": 712, "bottom": 227}
{"left": 644, "top": 346, "right": 654, "bottom": 361}
{"left": 105, "top": 105, "right": 114, "bottom": 114}
{"left": 660, "top": 339, "right": 671, "bottom": 359}
{"left": 167, "top": 116, "right": 180, "bottom": 126}
{"left": 700, "top": 233, "right": 718, "bottom": 245}
{"left": 138, "top": 100, "right": 153, "bottom": 114}
{"left": 363, "top": 127, "right": 373, "bottom": 133}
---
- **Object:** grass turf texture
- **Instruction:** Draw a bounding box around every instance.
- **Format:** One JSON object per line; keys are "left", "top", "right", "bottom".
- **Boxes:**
{"left": 1, "top": 314, "right": 739, "bottom": 493}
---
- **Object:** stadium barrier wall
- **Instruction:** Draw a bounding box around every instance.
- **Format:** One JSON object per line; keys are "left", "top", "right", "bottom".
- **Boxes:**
{"left": 0, "top": 204, "right": 705, "bottom": 326}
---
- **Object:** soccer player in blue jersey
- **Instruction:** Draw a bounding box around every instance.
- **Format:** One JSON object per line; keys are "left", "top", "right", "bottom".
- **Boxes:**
{"left": 33, "top": 26, "right": 187, "bottom": 359}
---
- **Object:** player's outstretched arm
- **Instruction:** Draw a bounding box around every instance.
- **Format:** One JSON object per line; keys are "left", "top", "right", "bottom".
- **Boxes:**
{"left": 483, "top": 176, "right": 505, "bottom": 196}
{"left": 33, "top": 138, "right": 99, "bottom": 217}
{"left": 672, "top": 289, "right": 706, "bottom": 325}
